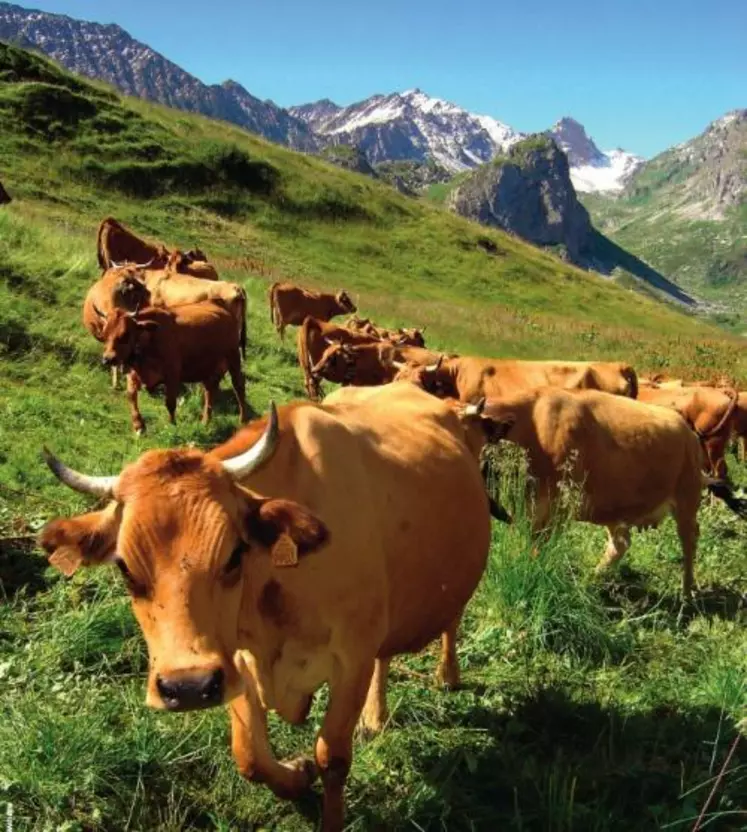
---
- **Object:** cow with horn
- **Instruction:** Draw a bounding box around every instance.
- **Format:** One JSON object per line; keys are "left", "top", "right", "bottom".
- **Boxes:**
{"left": 39, "top": 383, "right": 492, "bottom": 831}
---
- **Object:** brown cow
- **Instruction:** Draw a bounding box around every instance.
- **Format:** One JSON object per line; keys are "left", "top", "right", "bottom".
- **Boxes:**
{"left": 310, "top": 342, "right": 445, "bottom": 396}
{"left": 97, "top": 217, "right": 217, "bottom": 279}
{"left": 637, "top": 386, "right": 738, "bottom": 479}
{"left": 40, "top": 384, "right": 491, "bottom": 831}
{"left": 297, "top": 317, "right": 381, "bottom": 399}
{"left": 109, "top": 264, "right": 247, "bottom": 358}
{"left": 394, "top": 356, "right": 638, "bottom": 402}
{"left": 457, "top": 388, "right": 747, "bottom": 598}
{"left": 345, "top": 315, "right": 426, "bottom": 348}
{"left": 269, "top": 282, "right": 356, "bottom": 340}
{"left": 732, "top": 392, "right": 747, "bottom": 462}
{"left": 98, "top": 303, "right": 247, "bottom": 433}
{"left": 82, "top": 267, "right": 151, "bottom": 388}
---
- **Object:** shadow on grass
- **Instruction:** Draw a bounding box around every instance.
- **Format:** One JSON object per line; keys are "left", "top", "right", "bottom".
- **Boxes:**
{"left": 0, "top": 535, "right": 49, "bottom": 600}
{"left": 352, "top": 686, "right": 745, "bottom": 831}
{"left": 599, "top": 564, "right": 746, "bottom": 626}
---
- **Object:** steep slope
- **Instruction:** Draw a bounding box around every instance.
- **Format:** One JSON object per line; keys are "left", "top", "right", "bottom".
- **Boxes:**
{"left": 0, "top": 0, "right": 317, "bottom": 150}
{"left": 584, "top": 110, "right": 747, "bottom": 319}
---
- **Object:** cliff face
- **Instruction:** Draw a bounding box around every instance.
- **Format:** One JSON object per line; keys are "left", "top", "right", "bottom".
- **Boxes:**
{"left": 448, "top": 136, "right": 593, "bottom": 263}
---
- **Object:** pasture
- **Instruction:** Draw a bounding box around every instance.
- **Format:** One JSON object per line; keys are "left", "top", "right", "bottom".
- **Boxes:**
{"left": 0, "top": 43, "right": 746, "bottom": 831}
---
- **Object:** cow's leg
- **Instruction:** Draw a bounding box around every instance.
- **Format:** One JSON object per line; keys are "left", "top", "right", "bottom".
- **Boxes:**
{"left": 436, "top": 613, "right": 462, "bottom": 690}
{"left": 111, "top": 365, "right": 119, "bottom": 390}
{"left": 201, "top": 377, "right": 220, "bottom": 425}
{"left": 358, "top": 657, "right": 389, "bottom": 736}
{"left": 230, "top": 682, "right": 316, "bottom": 800}
{"left": 126, "top": 372, "right": 145, "bottom": 434}
{"left": 316, "top": 660, "right": 374, "bottom": 832}
{"left": 227, "top": 352, "right": 248, "bottom": 422}
{"left": 595, "top": 524, "right": 631, "bottom": 573}
{"left": 164, "top": 379, "right": 179, "bottom": 425}
{"left": 739, "top": 435, "right": 746, "bottom": 464}
{"left": 673, "top": 506, "right": 699, "bottom": 601}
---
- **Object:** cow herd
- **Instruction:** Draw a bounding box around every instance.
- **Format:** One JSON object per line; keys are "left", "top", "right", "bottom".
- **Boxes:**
{"left": 39, "top": 218, "right": 747, "bottom": 831}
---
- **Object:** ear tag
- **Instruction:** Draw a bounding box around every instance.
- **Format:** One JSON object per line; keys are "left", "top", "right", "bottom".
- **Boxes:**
{"left": 49, "top": 546, "right": 83, "bottom": 577}
{"left": 271, "top": 533, "right": 298, "bottom": 567}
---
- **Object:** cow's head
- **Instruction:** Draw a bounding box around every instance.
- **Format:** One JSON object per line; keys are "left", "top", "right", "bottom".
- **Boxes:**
{"left": 112, "top": 270, "right": 151, "bottom": 311}
{"left": 335, "top": 290, "right": 356, "bottom": 315}
{"left": 310, "top": 342, "right": 354, "bottom": 385}
{"left": 100, "top": 308, "right": 157, "bottom": 368}
{"left": 40, "top": 406, "right": 329, "bottom": 712}
{"left": 393, "top": 328, "right": 426, "bottom": 348}
{"left": 185, "top": 248, "right": 208, "bottom": 263}
{"left": 392, "top": 355, "right": 456, "bottom": 398}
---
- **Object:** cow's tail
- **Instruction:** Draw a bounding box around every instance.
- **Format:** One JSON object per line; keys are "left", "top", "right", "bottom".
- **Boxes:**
{"left": 705, "top": 477, "right": 747, "bottom": 519}
{"left": 96, "top": 217, "right": 114, "bottom": 270}
{"left": 239, "top": 289, "right": 247, "bottom": 360}
{"left": 297, "top": 316, "right": 320, "bottom": 399}
{"left": 622, "top": 365, "right": 638, "bottom": 399}
{"left": 697, "top": 387, "right": 738, "bottom": 440}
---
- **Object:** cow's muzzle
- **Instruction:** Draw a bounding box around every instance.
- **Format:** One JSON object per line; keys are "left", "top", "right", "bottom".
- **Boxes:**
{"left": 156, "top": 667, "right": 225, "bottom": 711}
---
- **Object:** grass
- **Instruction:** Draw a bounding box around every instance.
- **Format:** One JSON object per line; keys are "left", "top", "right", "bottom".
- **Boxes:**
{"left": 1, "top": 42, "right": 746, "bottom": 831}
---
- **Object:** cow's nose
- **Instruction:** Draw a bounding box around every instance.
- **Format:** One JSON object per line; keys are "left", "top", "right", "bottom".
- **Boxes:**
{"left": 156, "top": 668, "right": 225, "bottom": 711}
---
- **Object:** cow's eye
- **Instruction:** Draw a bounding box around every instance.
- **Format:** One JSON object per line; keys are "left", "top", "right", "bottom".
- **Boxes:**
{"left": 224, "top": 543, "right": 244, "bottom": 575}
{"left": 114, "top": 557, "right": 147, "bottom": 598}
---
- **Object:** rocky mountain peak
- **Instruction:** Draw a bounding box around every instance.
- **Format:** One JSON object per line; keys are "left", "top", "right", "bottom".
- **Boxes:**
{"left": 549, "top": 117, "right": 606, "bottom": 167}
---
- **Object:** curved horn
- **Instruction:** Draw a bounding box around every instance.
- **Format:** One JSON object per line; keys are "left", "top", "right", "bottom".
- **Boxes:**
{"left": 93, "top": 303, "right": 106, "bottom": 320}
{"left": 391, "top": 360, "right": 406, "bottom": 370}
{"left": 221, "top": 402, "right": 279, "bottom": 480}
{"left": 42, "top": 447, "right": 119, "bottom": 498}
{"left": 134, "top": 257, "right": 155, "bottom": 269}
{"left": 110, "top": 260, "right": 127, "bottom": 268}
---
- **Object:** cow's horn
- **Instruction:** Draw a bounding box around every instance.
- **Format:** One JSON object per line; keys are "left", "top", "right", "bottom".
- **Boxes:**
{"left": 424, "top": 356, "right": 443, "bottom": 372}
{"left": 111, "top": 260, "right": 126, "bottom": 268}
{"left": 462, "top": 397, "right": 486, "bottom": 417}
{"left": 42, "top": 447, "right": 119, "bottom": 498}
{"left": 391, "top": 360, "right": 406, "bottom": 369}
{"left": 221, "top": 402, "right": 279, "bottom": 480}
{"left": 134, "top": 257, "right": 155, "bottom": 269}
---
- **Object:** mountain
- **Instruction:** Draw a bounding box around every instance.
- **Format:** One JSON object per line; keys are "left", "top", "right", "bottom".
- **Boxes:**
{"left": 448, "top": 136, "right": 593, "bottom": 264}
{"left": 0, "top": 1, "right": 317, "bottom": 150}
{"left": 583, "top": 109, "right": 747, "bottom": 318}
{"left": 549, "top": 117, "right": 643, "bottom": 193}
{"left": 291, "top": 89, "right": 523, "bottom": 172}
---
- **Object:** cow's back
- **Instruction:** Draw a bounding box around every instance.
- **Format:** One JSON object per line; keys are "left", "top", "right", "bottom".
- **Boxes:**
{"left": 525, "top": 389, "right": 702, "bottom": 524}
{"left": 165, "top": 302, "right": 240, "bottom": 380}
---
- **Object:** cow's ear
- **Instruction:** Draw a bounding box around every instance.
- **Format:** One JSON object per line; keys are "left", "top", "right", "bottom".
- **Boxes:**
{"left": 481, "top": 414, "right": 515, "bottom": 443}
{"left": 39, "top": 502, "right": 121, "bottom": 576}
{"left": 245, "top": 498, "right": 329, "bottom": 568}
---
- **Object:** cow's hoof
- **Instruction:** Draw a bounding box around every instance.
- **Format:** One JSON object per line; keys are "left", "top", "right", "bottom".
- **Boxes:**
{"left": 135, "top": 427, "right": 145, "bottom": 437}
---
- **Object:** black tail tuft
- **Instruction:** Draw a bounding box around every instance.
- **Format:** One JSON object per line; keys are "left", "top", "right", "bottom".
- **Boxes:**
{"left": 707, "top": 481, "right": 747, "bottom": 519}
{"left": 488, "top": 495, "right": 512, "bottom": 524}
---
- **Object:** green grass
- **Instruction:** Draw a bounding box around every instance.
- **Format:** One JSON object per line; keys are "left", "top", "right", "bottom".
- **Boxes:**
{"left": 1, "top": 42, "right": 746, "bottom": 831}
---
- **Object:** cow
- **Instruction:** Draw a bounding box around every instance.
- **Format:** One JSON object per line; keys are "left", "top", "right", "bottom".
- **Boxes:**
{"left": 296, "top": 317, "right": 381, "bottom": 399}
{"left": 455, "top": 388, "right": 747, "bottom": 599}
{"left": 637, "top": 385, "right": 738, "bottom": 479}
{"left": 128, "top": 265, "right": 247, "bottom": 357}
{"left": 309, "top": 342, "right": 446, "bottom": 397}
{"left": 82, "top": 267, "right": 151, "bottom": 388}
{"left": 97, "top": 217, "right": 217, "bottom": 279}
{"left": 345, "top": 316, "right": 426, "bottom": 348}
{"left": 732, "top": 392, "right": 747, "bottom": 462}
{"left": 39, "top": 383, "right": 492, "bottom": 832}
{"left": 392, "top": 356, "right": 638, "bottom": 402}
{"left": 97, "top": 217, "right": 169, "bottom": 271}
{"left": 97, "top": 302, "right": 248, "bottom": 433}
{"left": 269, "top": 282, "right": 356, "bottom": 340}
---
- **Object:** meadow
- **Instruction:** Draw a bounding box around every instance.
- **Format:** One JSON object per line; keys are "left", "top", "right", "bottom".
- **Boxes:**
{"left": 0, "top": 43, "right": 745, "bottom": 830}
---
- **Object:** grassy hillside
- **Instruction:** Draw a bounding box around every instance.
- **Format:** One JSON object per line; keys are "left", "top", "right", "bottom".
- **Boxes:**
{"left": 1, "top": 43, "right": 746, "bottom": 831}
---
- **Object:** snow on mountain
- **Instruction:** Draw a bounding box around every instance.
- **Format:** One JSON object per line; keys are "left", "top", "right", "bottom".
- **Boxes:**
{"left": 292, "top": 89, "right": 524, "bottom": 171}
{"left": 549, "top": 117, "right": 644, "bottom": 193}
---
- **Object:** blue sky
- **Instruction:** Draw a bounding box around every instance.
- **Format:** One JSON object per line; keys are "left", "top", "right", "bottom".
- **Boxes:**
{"left": 16, "top": 0, "right": 747, "bottom": 158}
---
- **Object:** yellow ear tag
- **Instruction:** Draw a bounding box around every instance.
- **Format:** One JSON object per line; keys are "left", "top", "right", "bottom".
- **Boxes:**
{"left": 271, "top": 533, "right": 298, "bottom": 567}
{"left": 49, "top": 546, "right": 83, "bottom": 577}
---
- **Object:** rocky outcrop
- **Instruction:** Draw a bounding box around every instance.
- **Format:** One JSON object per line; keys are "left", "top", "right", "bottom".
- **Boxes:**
{"left": 448, "top": 135, "right": 593, "bottom": 263}
{"left": 320, "top": 144, "right": 378, "bottom": 177}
